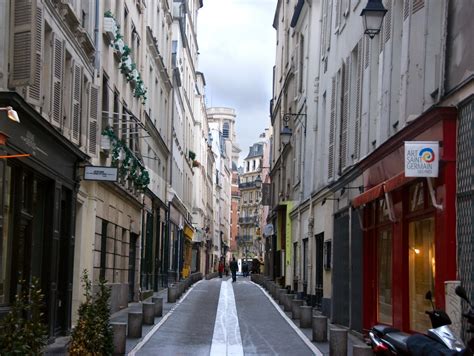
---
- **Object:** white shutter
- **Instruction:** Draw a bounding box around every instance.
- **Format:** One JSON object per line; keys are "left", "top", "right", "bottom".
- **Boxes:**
{"left": 51, "top": 34, "right": 64, "bottom": 128}
{"left": 412, "top": 0, "right": 424, "bottom": 14}
{"left": 404, "top": 0, "right": 411, "bottom": 20}
{"left": 26, "top": 1, "right": 44, "bottom": 106}
{"left": 328, "top": 76, "right": 336, "bottom": 180}
{"left": 384, "top": 0, "right": 392, "bottom": 43}
{"left": 71, "top": 62, "right": 82, "bottom": 143}
{"left": 10, "top": 0, "right": 35, "bottom": 87}
{"left": 354, "top": 41, "right": 363, "bottom": 160}
{"left": 88, "top": 85, "right": 99, "bottom": 155}
{"left": 339, "top": 59, "right": 349, "bottom": 172}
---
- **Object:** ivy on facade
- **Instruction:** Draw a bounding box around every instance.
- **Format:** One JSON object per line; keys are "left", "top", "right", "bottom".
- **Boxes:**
{"left": 106, "top": 11, "right": 148, "bottom": 104}
{"left": 102, "top": 127, "right": 150, "bottom": 191}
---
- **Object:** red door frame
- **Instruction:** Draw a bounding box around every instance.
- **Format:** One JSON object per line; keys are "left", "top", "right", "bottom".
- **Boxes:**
{"left": 361, "top": 113, "right": 457, "bottom": 333}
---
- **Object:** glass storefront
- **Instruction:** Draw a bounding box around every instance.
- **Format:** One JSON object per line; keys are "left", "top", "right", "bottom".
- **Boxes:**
{"left": 409, "top": 217, "right": 435, "bottom": 332}
{"left": 377, "top": 228, "right": 392, "bottom": 324}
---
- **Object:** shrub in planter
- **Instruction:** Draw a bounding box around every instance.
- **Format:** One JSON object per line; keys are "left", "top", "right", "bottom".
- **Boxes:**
{"left": 0, "top": 278, "right": 48, "bottom": 354}
{"left": 69, "top": 270, "right": 113, "bottom": 356}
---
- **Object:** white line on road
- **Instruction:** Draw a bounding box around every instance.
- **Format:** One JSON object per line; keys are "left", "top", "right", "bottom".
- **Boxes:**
{"left": 128, "top": 280, "right": 203, "bottom": 356}
{"left": 250, "top": 281, "right": 324, "bottom": 356}
{"left": 210, "top": 279, "right": 244, "bottom": 356}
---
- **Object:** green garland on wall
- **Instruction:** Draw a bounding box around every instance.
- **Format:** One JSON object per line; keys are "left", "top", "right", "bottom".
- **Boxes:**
{"left": 102, "top": 127, "right": 150, "bottom": 191}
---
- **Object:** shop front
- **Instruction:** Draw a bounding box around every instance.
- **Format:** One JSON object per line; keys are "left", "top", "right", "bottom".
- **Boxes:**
{"left": 0, "top": 92, "right": 87, "bottom": 337}
{"left": 352, "top": 107, "right": 457, "bottom": 333}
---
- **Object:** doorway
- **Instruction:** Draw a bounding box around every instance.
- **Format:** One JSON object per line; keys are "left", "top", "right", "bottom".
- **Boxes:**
{"left": 128, "top": 233, "right": 138, "bottom": 302}
{"left": 315, "top": 233, "right": 324, "bottom": 310}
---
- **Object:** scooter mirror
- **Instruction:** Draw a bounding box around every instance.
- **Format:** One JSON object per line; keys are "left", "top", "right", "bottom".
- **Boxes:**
{"left": 455, "top": 285, "right": 471, "bottom": 305}
{"left": 425, "top": 291, "right": 433, "bottom": 301}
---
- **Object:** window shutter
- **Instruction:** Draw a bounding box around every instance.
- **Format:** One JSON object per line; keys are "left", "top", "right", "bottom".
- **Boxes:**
{"left": 384, "top": 0, "right": 392, "bottom": 43}
{"left": 71, "top": 62, "right": 82, "bottom": 143}
{"left": 26, "top": 1, "right": 44, "bottom": 106}
{"left": 328, "top": 76, "right": 336, "bottom": 180}
{"left": 354, "top": 41, "right": 363, "bottom": 160}
{"left": 10, "top": 0, "right": 35, "bottom": 87}
{"left": 364, "top": 36, "right": 370, "bottom": 69}
{"left": 51, "top": 34, "right": 64, "bottom": 128}
{"left": 404, "top": 0, "right": 411, "bottom": 20}
{"left": 321, "top": 0, "right": 327, "bottom": 56}
{"left": 412, "top": 0, "right": 424, "bottom": 14}
{"left": 339, "top": 59, "right": 349, "bottom": 171}
{"left": 88, "top": 85, "right": 99, "bottom": 155}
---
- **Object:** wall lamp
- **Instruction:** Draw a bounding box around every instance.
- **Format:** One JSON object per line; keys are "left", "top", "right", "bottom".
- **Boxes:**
{"left": 280, "top": 113, "right": 307, "bottom": 146}
{"left": 321, "top": 198, "right": 339, "bottom": 206}
{"left": 360, "top": 0, "right": 387, "bottom": 39}
{"left": 340, "top": 186, "right": 364, "bottom": 196}
{"left": 254, "top": 175, "right": 262, "bottom": 189}
{"left": 0, "top": 106, "right": 20, "bottom": 123}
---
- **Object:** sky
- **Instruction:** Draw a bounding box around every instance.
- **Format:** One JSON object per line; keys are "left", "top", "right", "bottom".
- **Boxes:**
{"left": 197, "top": 0, "right": 277, "bottom": 164}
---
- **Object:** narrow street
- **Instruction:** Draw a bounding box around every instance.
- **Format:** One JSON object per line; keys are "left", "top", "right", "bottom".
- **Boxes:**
{"left": 130, "top": 277, "right": 318, "bottom": 356}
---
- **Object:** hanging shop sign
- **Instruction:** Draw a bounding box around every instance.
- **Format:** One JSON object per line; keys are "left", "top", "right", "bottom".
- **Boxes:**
{"left": 404, "top": 141, "right": 439, "bottom": 177}
{"left": 84, "top": 166, "right": 118, "bottom": 181}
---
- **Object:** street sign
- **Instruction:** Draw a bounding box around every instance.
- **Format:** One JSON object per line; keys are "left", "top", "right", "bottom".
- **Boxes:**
{"left": 84, "top": 166, "right": 118, "bottom": 181}
{"left": 404, "top": 141, "right": 439, "bottom": 177}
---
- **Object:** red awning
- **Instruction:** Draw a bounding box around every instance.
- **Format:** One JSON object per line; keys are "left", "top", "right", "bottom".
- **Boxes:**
{"left": 384, "top": 171, "right": 414, "bottom": 193}
{"left": 351, "top": 183, "right": 384, "bottom": 208}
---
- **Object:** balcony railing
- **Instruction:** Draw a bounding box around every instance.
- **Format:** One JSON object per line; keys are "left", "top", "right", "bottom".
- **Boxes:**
{"left": 238, "top": 216, "right": 258, "bottom": 225}
{"left": 238, "top": 181, "right": 257, "bottom": 189}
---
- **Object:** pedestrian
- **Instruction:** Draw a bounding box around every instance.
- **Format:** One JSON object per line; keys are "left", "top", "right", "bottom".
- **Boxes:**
{"left": 230, "top": 257, "right": 238, "bottom": 283}
{"left": 242, "top": 262, "right": 249, "bottom": 277}
{"left": 218, "top": 259, "right": 224, "bottom": 278}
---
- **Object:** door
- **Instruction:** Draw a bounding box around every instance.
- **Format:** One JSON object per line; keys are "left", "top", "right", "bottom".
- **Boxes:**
{"left": 315, "top": 233, "right": 324, "bottom": 310}
{"left": 128, "top": 233, "right": 138, "bottom": 302}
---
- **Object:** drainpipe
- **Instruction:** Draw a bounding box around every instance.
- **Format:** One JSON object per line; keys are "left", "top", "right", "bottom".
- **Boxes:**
{"left": 94, "top": 0, "right": 101, "bottom": 74}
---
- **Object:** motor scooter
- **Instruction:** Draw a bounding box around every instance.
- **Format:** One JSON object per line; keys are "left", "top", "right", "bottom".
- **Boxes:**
{"left": 368, "top": 290, "right": 468, "bottom": 355}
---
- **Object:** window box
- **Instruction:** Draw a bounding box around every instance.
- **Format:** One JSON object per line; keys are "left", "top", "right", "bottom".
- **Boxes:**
{"left": 103, "top": 17, "right": 117, "bottom": 42}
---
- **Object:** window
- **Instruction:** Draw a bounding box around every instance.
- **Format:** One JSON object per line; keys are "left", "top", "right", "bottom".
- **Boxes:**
{"left": 0, "top": 166, "right": 12, "bottom": 305}
{"left": 101, "top": 74, "right": 109, "bottom": 129}
{"left": 409, "top": 217, "right": 435, "bottom": 333}
{"left": 223, "top": 122, "right": 229, "bottom": 138}
{"left": 377, "top": 228, "right": 392, "bottom": 324}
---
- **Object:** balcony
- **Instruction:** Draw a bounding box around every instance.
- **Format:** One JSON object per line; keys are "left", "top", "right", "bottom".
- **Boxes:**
{"left": 238, "top": 216, "right": 257, "bottom": 225}
{"left": 238, "top": 181, "right": 258, "bottom": 189}
{"left": 236, "top": 235, "right": 253, "bottom": 243}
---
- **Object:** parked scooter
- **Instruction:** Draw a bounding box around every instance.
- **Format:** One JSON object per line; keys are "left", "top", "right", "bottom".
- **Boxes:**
{"left": 368, "top": 290, "right": 470, "bottom": 355}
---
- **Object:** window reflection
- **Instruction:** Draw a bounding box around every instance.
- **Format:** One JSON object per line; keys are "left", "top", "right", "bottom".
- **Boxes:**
{"left": 409, "top": 217, "right": 435, "bottom": 332}
{"left": 378, "top": 228, "right": 392, "bottom": 324}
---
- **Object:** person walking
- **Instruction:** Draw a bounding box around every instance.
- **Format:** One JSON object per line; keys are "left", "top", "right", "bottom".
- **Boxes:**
{"left": 230, "top": 257, "right": 238, "bottom": 283}
{"left": 218, "top": 258, "right": 224, "bottom": 278}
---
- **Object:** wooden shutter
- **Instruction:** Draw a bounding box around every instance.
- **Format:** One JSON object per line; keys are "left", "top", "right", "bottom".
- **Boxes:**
{"left": 10, "top": 0, "right": 36, "bottom": 87}
{"left": 88, "top": 85, "right": 99, "bottom": 155}
{"left": 384, "top": 0, "right": 392, "bottom": 43}
{"left": 71, "top": 62, "right": 82, "bottom": 143}
{"left": 339, "top": 60, "right": 349, "bottom": 171}
{"left": 412, "top": 0, "right": 424, "bottom": 14}
{"left": 51, "top": 34, "right": 64, "bottom": 127}
{"left": 26, "top": 1, "right": 44, "bottom": 106}
{"left": 404, "top": 0, "right": 410, "bottom": 20}
{"left": 328, "top": 76, "right": 336, "bottom": 180}
{"left": 354, "top": 41, "right": 363, "bottom": 160}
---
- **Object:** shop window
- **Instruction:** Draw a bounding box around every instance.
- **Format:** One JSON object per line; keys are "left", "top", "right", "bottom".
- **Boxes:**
{"left": 377, "top": 198, "right": 390, "bottom": 223}
{"left": 323, "top": 240, "right": 332, "bottom": 270}
{"left": 409, "top": 181, "right": 425, "bottom": 212}
{"left": 377, "top": 228, "right": 392, "bottom": 324}
{"left": 409, "top": 217, "right": 435, "bottom": 333}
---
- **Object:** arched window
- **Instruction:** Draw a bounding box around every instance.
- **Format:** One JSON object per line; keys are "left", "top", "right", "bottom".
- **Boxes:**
{"left": 223, "top": 122, "right": 230, "bottom": 138}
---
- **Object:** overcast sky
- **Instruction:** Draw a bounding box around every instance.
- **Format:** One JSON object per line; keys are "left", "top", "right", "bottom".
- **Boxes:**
{"left": 197, "top": 0, "right": 276, "bottom": 164}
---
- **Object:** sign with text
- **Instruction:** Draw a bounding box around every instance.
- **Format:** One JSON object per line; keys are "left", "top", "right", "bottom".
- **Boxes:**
{"left": 404, "top": 141, "right": 439, "bottom": 177}
{"left": 84, "top": 166, "right": 118, "bottom": 181}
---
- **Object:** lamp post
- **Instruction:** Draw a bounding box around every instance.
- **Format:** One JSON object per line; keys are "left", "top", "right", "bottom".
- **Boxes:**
{"left": 360, "top": 0, "right": 387, "bottom": 39}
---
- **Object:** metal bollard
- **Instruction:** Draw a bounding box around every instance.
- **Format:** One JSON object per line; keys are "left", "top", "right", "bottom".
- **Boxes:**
{"left": 283, "top": 293, "right": 294, "bottom": 312}
{"left": 127, "top": 311, "right": 143, "bottom": 338}
{"left": 168, "top": 285, "right": 177, "bottom": 303}
{"left": 277, "top": 289, "right": 287, "bottom": 304}
{"left": 352, "top": 344, "right": 374, "bottom": 356}
{"left": 291, "top": 299, "right": 304, "bottom": 319}
{"left": 111, "top": 322, "right": 126, "bottom": 355}
{"left": 299, "top": 306, "right": 313, "bottom": 328}
{"left": 152, "top": 297, "right": 163, "bottom": 317}
{"left": 312, "top": 315, "right": 328, "bottom": 342}
{"left": 329, "top": 328, "right": 348, "bottom": 356}
{"left": 142, "top": 302, "right": 155, "bottom": 325}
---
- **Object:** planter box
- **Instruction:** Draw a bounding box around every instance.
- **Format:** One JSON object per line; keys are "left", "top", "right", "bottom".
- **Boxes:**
{"left": 104, "top": 17, "right": 117, "bottom": 42}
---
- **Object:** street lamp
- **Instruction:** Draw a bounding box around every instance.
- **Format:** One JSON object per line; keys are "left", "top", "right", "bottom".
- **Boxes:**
{"left": 0, "top": 106, "right": 20, "bottom": 123}
{"left": 280, "top": 113, "right": 306, "bottom": 146}
{"left": 254, "top": 175, "right": 262, "bottom": 189}
{"left": 360, "top": 0, "right": 387, "bottom": 39}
